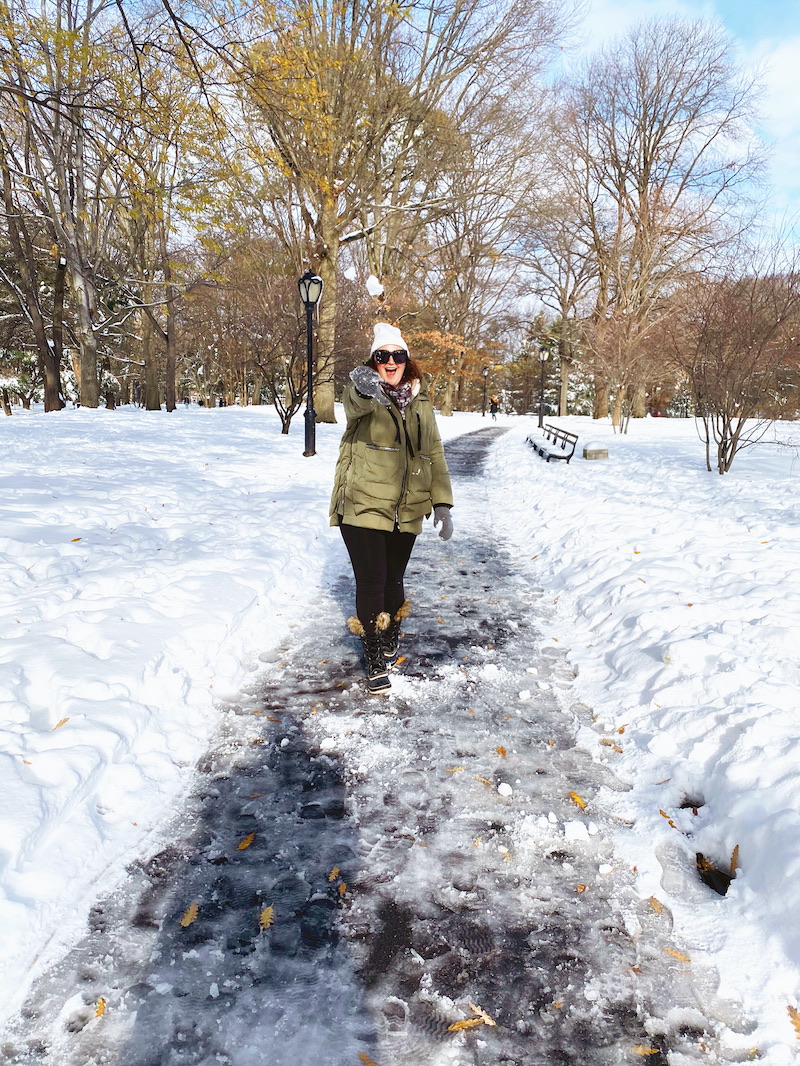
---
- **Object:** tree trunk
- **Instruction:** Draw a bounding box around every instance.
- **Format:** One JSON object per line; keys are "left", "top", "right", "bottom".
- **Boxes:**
{"left": 631, "top": 383, "right": 646, "bottom": 418}
{"left": 69, "top": 270, "right": 100, "bottom": 408}
{"left": 48, "top": 256, "right": 67, "bottom": 411}
{"left": 593, "top": 375, "right": 609, "bottom": 419}
{"left": 251, "top": 371, "right": 263, "bottom": 405}
{"left": 559, "top": 341, "right": 571, "bottom": 417}
{"left": 611, "top": 387, "right": 623, "bottom": 429}
{"left": 2, "top": 388, "right": 11, "bottom": 415}
{"left": 313, "top": 221, "right": 339, "bottom": 423}
{"left": 143, "top": 311, "right": 161, "bottom": 410}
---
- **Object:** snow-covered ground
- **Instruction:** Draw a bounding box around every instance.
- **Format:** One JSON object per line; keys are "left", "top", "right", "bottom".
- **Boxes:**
{"left": 1, "top": 403, "right": 799, "bottom": 1060}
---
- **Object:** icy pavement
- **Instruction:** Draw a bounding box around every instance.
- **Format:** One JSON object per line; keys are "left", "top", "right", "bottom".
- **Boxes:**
{"left": 1, "top": 428, "right": 744, "bottom": 1066}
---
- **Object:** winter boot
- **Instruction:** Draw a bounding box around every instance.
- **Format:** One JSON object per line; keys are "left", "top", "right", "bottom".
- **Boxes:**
{"left": 383, "top": 599, "right": 411, "bottom": 665}
{"left": 348, "top": 614, "right": 391, "bottom": 693}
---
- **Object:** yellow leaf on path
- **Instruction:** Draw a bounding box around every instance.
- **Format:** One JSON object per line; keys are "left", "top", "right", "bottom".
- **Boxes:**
{"left": 446, "top": 767, "right": 465, "bottom": 773}
{"left": 600, "top": 738, "right": 623, "bottom": 753}
{"left": 569, "top": 792, "right": 587, "bottom": 809}
{"left": 267, "top": 715, "right": 281, "bottom": 722}
{"left": 468, "top": 1002, "right": 497, "bottom": 1026}
{"left": 52, "top": 718, "right": 69, "bottom": 730}
{"left": 338, "top": 883, "right": 347, "bottom": 896}
{"left": 95, "top": 997, "right": 106, "bottom": 1017}
{"left": 71, "top": 537, "right": 81, "bottom": 542}
{"left": 475, "top": 776, "right": 494, "bottom": 787}
{"left": 473, "top": 835, "right": 483, "bottom": 847}
{"left": 730, "top": 844, "right": 740, "bottom": 876}
{"left": 496, "top": 746, "right": 507, "bottom": 759}
{"left": 648, "top": 896, "right": 663, "bottom": 914}
{"left": 632, "top": 1047, "right": 661, "bottom": 1056}
{"left": 448, "top": 1018, "right": 483, "bottom": 1032}
{"left": 328, "top": 866, "right": 340, "bottom": 882}
{"left": 237, "top": 833, "right": 255, "bottom": 850}
{"left": 396, "top": 655, "right": 407, "bottom": 664}
{"left": 437, "top": 618, "right": 445, "bottom": 623}
{"left": 250, "top": 709, "right": 264, "bottom": 715}
{"left": 259, "top": 905, "right": 274, "bottom": 929}
{"left": 180, "top": 902, "right": 199, "bottom": 927}
{"left": 359, "top": 1053, "right": 382, "bottom": 1066}
{"left": 664, "top": 948, "right": 690, "bottom": 962}
{"left": 576, "top": 884, "right": 587, "bottom": 893}
{"left": 788, "top": 1004, "right": 800, "bottom": 1039}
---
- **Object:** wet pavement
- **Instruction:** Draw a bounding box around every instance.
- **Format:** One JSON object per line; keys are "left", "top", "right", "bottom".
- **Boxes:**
{"left": 1, "top": 428, "right": 725, "bottom": 1066}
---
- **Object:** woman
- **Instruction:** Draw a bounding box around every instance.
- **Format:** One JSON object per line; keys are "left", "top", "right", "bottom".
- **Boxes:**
{"left": 330, "top": 323, "right": 453, "bottom": 693}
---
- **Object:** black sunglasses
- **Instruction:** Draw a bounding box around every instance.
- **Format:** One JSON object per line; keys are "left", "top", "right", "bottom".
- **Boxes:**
{"left": 373, "top": 349, "right": 408, "bottom": 364}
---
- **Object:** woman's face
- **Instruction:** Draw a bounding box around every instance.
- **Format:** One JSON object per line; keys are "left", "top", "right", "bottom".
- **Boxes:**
{"left": 374, "top": 344, "right": 405, "bottom": 388}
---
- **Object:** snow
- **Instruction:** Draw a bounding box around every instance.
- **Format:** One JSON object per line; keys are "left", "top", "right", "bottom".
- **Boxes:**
{"left": 1, "top": 403, "right": 800, "bottom": 1060}
{"left": 365, "top": 274, "right": 384, "bottom": 297}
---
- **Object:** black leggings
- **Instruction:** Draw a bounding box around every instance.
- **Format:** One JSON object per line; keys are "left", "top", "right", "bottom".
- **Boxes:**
{"left": 339, "top": 523, "right": 416, "bottom": 627}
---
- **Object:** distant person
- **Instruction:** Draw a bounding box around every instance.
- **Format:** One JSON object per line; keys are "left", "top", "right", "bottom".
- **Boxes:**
{"left": 330, "top": 323, "right": 453, "bottom": 693}
{"left": 490, "top": 395, "right": 499, "bottom": 420}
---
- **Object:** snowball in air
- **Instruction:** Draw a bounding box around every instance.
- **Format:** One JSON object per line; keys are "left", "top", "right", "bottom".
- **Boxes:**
{"left": 366, "top": 275, "right": 384, "bottom": 297}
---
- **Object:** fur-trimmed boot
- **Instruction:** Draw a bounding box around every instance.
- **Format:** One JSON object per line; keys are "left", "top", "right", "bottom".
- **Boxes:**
{"left": 348, "top": 613, "right": 391, "bottom": 693}
{"left": 383, "top": 599, "right": 411, "bottom": 665}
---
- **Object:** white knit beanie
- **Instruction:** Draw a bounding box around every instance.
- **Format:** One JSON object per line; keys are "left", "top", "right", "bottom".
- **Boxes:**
{"left": 370, "top": 322, "right": 407, "bottom": 353}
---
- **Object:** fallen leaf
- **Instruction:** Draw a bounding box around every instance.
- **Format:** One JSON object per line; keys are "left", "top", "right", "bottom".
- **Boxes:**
{"left": 569, "top": 792, "right": 587, "bottom": 809}
{"left": 267, "top": 715, "right": 281, "bottom": 722}
{"left": 663, "top": 947, "right": 690, "bottom": 962}
{"left": 468, "top": 1002, "right": 497, "bottom": 1026}
{"left": 788, "top": 1004, "right": 800, "bottom": 1040}
{"left": 396, "top": 656, "right": 406, "bottom": 664}
{"left": 237, "top": 833, "right": 255, "bottom": 850}
{"left": 659, "top": 809, "right": 677, "bottom": 828}
{"left": 475, "top": 776, "right": 494, "bottom": 787}
{"left": 358, "top": 1054, "right": 382, "bottom": 1066}
{"left": 445, "top": 767, "right": 465, "bottom": 773}
{"left": 632, "top": 1047, "right": 661, "bottom": 1056}
{"left": 95, "top": 997, "right": 106, "bottom": 1017}
{"left": 259, "top": 905, "right": 274, "bottom": 929}
{"left": 250, "top": 709, "right": 264, "bottom": 715}
{"left": 496, "top": 746, "right": 507, "bottom": 759}
{"left": 448, "top": 1018, "right": 483, "bottom": 1032}
{"left": 473, "top": 835, "right": 484, "bottom": 847}
{"left": 338, "top": 883, "right": 347, "bottom": 896}
{"left": 249, "top": 793, "right": 263, "bottom": 798}
{"left": 648, "top": 896, "right": 663, "bottom": 914}
{"left": 437, "top": 617, "right": 445, "bottom": 623}
{"left": 730, "top": 844, "right": 740, "bottom": 876}
{"left": 180, "top": 902, "right": 199, "bottom": 928}
{"left": 328, "top": 866, "right": 340, "bottom": 882}
{"left": 52, "top": 718, "right": 69, "bottom": 730}
{"left": 71, "top": 537, "right": 81, "bottom": 542}
{"left": 600, "top": 738, "right": 623, "bottom": 753}
{"left": 576, "top": 884, "right": 587, "bottom": 893}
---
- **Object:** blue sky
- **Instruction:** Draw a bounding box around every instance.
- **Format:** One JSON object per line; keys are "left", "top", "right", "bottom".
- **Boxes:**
{"left": 578, "top": 0, "right": 800, "bottom": 224}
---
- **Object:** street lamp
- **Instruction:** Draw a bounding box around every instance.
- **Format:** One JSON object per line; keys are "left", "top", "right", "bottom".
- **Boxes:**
{"left": 297, "top": 269, "right": 324, "bottom": 456}
{"left": 538, "top": 347, "right": 549, "bottom": 428}
{"left": 481, "top": 365, "right": 489, "bottom": 417}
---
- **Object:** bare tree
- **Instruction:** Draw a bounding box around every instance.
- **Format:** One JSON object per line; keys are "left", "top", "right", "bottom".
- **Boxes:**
{"left": 554, "top": 17, "right": 764, "bottom": 425}
{"left": 663, "top": 247, "right": 800, "bottom": 472}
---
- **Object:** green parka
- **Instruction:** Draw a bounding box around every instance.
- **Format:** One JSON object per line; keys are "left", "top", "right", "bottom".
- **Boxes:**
{"left": 329, "top": 375, "right": 453, "bottom": 534}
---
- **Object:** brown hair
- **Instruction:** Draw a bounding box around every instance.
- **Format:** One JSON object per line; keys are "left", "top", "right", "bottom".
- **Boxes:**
{"left": 367, "top": 353, "right": 423, "bottom": 383}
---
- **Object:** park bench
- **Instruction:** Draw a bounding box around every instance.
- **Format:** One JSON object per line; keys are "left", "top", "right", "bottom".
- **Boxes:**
{"left": 526, "top": 423, "right": 579, "bottom": 464}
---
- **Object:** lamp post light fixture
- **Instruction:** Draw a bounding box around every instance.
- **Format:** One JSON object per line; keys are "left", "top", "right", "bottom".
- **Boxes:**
{"left": 538, "top": 347, "right": 549, "bottom": 428}
{"left": 481, "top": 365, "right": 490, "bottom": 417}
{"left": 297, "top": 269, "right": 324, "bottom": 456}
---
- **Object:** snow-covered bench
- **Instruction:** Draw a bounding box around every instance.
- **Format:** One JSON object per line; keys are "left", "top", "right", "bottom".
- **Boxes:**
{"left": 526, "top": 423, "right": 578, "bottom": 464}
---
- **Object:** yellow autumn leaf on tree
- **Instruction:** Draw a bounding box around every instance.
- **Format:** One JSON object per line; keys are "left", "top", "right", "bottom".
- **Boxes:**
{"left": 237, "top": 833, "right": 255, "bottom": 850}
{"left": 95, "top": 997, "right": 106, "bottom": 1017}
{"left": 260, "top": 905, "right": 275, "bottom": 929}
{"left": 569, "top": 792, "right": 587, "bottom": 809}
{"left": 180, "top": 902, "right": 199, "bottom": 927}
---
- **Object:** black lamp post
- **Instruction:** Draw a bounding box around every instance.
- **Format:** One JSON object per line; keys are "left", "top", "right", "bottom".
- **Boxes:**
{"left": 297, "top": 269, "right": 324, "bottom": 456}
{"left": 481, "top": 365, "right": 489, "bottom": 416}
{"left": 538, "top": 347, "right": 549, "bottom": 428}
